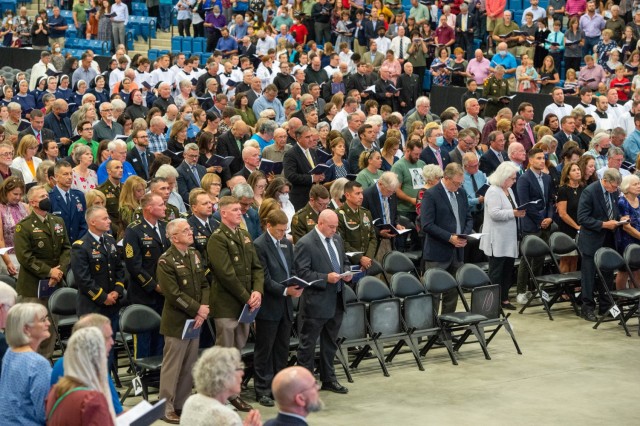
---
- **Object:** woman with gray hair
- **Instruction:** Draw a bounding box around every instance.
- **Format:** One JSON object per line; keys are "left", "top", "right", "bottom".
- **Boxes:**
{"left": 180, "top": 347, "right": 262, "bottom": 426}
{"left": 416, "top": 164, "right": 444, "bottom": 224}
{"left": 329, "top": 177, "right": 350, "bottom": 210}
{"left": 479, "top": 162, "right": 526, "bottom": 310}
{"left": 45, "top": 327, "right": 116, "bottom": 425}
{"left": 71, "top": 144, "right": 98, "bottom": 193}
{"left": 0, "top": 303, "right": 52, "bottom": 425}
{"left": 615, "top": 174, "right": 640, "bottom": 290}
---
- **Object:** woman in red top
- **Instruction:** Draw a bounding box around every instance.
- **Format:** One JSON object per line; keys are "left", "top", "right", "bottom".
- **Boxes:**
{"left": 610, "top": 64, "right": 631, "bottom": 101}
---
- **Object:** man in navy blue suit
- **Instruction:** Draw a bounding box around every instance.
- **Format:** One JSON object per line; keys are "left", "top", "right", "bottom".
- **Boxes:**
{"left": 420, "top": 125, "right": 451, "bottom": 170}
{"left": 264, "top": 366, "right": 323, "bottom": 426}
{"left": 515, "top": 148, "right": 555, "bottom": 305}
{"left": 421, "top": 163, "right": 473, "bottom": 313}
{"left": 49, "top": 161, "right": 87, "bottom": 242}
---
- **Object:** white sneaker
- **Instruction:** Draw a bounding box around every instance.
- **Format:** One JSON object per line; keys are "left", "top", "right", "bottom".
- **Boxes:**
{"left": 516, "top": 293, "right": 529, "bottom": 305}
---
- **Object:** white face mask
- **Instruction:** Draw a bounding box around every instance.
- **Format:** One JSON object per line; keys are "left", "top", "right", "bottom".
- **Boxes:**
{"left": 37, "top": 19, "right": 43, "bottom": 24}
{"left": 278, "top": 193, "right": 289, "bottom": 204}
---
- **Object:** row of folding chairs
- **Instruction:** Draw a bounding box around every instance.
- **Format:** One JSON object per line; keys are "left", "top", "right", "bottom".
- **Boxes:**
{"left": 335, "top": 263, "right": 522, "bottom": 382}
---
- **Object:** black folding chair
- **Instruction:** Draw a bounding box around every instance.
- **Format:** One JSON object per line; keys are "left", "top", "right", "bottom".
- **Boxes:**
{"left": 421, "top": 268, "right": 491, "bottom": 364}
{"left": 388, "top": 272, "right": 450, "bottom": 365}
{"left": 549, "top": 232, "right": 582, "bottom": 316}
{"left": 519, "top": 235, "right": 582, "bottom": 320}
{"left": 47, "top": 288, "right": 79, "bottom": 356}
{"left": 455, "top": 264, "right": 522, "bottom": 354}
{"left": 382, "top": 250, "right": 420, "bottom": 277}
{"left": 0, "top": 274, "right": 16, "bottom": 289}
{"left": 119, "top": 304, "right": 163, "bottom": 402}
{"left": 593, "top": 248, "right": 640, "bottom": 336}
{"left": 335, "top": 286, "right": 384, "bottom": 382}
{"left": 395, "top": 215, "right": 423, "bottom": 269}
{"left": 356, "top": 276, "right": 424, "bottom": 373}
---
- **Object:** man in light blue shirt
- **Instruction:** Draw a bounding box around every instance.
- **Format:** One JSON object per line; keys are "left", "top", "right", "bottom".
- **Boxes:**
{"left": 624, "top": 114, "right": 640, "bottom": 163}
{"left": 230, "top": 14, "right": 249, "bottom": 40}
{"left": 271, "top": 9, "right": 293, "bottom": 30}
{"left": 253, "top": 85, "right": 285, "bottom": 125}
{"left": 462, "top": 152, "right": 487, "bottom": 230}
{"left": 489, "top": 42, "right": 518, "bottom": 91}
{"left": 111, "top": 0, "right": 129, "bottom": 49}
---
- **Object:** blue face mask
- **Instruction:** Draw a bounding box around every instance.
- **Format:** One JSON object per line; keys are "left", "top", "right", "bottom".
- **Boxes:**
{"left": 436, "top": 136, "right": 444, "bottom": 147}
{"left": 499, "top": 50, "right": 507, "bottom": 57}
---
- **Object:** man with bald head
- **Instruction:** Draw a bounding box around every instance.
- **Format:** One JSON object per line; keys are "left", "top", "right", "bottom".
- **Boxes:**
{"left": 262, "top": 128, "right": 291, "bottom": 164}
{"left": 265, "top": 366, "right": 323, "bottom": 425}
{"left": 217, "top": 120, "right": 250, "bottom": 175}
{"left": 481, "top": 107, "right": 513, "bottom": 144}
{"left": 235, "top": 145, "right": 261, "bottom": 179}
{"left": 294, "top": 209, "right": 352, "bottom": 395}
{"left": 286, "top": 117, "right": 303, "bottom": 145}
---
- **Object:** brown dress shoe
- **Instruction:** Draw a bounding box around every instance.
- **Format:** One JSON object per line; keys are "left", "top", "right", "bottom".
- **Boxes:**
{"left": 229, "top": 396, "right": 253, "bottom": 412}
{"left": 163, "top": 411, "right": 180, "bottom": 424}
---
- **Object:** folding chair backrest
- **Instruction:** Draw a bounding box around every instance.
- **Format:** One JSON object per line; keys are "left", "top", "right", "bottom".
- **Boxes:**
{"left": 382, "top": 251, "right": 417, "bottom": 276}
{"left": 338, "top": 302, "right": 367, "bottom": 340}
{"left": 521, "top": 234, "right": 551, "bottom": 259}
{"left": 64, "top": 269, "right": 77, "bottom": 289}
{"left": 390, "top": 272, "right": 425, "bottom": 298}
{"left": 455, "top": 264, "right": 491, "bottom": 290}
{"left": 344, "top": 285, "right": 358, "bottom": 304}
{"left": 422, "top": 268, "right": 459, "bottom": 295}
{"left": 119, "top": 304, "right": 161, "bottom": 334}
{"left": 623, "top": 244, "right": 640, "bottom": 271}
{"left": 404, "top": 294, "right": 435, "bottom": 330}
{"left": 356, "top": 276, "right": 391, "bottom": 302}
{"left": 369, "top": 299, "right": 403, "bottom": 336}
{"left": 549, "top": 232, "right": 578, "bottom": 256}
{"left": 48, "top": 288, "right": 78, "bottom": 316}
{"left": 366, "top": 259, "right": 385, "bottom": 278}
{"left": 594, "top": 247, "right": 626, "bottom": 272}
{"left": 470, "top": 284, "right": 501, "bottom": 319}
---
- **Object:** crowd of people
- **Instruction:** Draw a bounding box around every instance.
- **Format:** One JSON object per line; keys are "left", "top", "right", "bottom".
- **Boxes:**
{"left": 0, "top": 0, "right": 638, "bottom": 424}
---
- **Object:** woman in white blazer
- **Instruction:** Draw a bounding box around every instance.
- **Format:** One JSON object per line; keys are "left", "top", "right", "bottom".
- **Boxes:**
{"left": 479, "top": 161, "right": 526, "bottom": 310}
{"left": 10, "top": 135, "right": 42, "bottom": 185}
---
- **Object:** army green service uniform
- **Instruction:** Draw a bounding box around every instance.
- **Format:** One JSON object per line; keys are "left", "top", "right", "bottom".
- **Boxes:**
{"left": 97, "top": 179, "right": 122, "bottom": 237}
{"left": 336, "top": 203, "right": 378, "bottom": 266}
{"left": 483, "top": 75, "right": 510, "bottom": 119}
{"left": 164, "top": 202, "right": 180, "bottom": 222}
{"left": 291, "top": 203, "right": 320, "bottom": 244}
{"left": 207, "top": 222, "right": 264, "bottom": 349}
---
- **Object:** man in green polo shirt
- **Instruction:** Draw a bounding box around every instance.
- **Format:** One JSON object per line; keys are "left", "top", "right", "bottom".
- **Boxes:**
{"left": 68, "top": 120, "right": 99, "bottom": 160}
{"left": 72, "top": 0, "right": 88, "bottom": 38}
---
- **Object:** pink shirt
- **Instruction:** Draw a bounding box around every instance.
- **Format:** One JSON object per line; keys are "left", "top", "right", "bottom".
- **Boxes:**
{"left": 467, "top": 58, "right": 492, "bottom": 85}
{"left": 565, "top": 0, "right": 587, "bottom": 16}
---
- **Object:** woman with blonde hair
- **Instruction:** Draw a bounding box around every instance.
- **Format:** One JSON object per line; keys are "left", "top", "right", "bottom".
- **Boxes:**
{"left": 201, "top": 172, "right": 222, "bottom": 209}
{"left": 35, "top": 159, "right": 54, "bottom": 191}
{"left": 283, "top": 98, "right": 297, "bottom": 119}
{"left": 496, "top": 118, "right": 512, "bottom": 133}
{"left": 11, "top": 135, "right": 41, "bottom": 184}
{"left": 45, "top": 327, "right": 116, "bottom": 425}
{"left": 329, "top": 177, "right": 349, "bottom": 210}
{"left": 71, "top": 144, "right": 98, "bottom": 193}
{"left": 85, "top": 189, "right": 107, "bottom": 208}
{"left": 118, "top": 176, "right": 147, "bottom": 228}
{"left": 0, "top": 176, "right": 27, "bottom": 276}
{"left": 258, "top": 197, "right": 281, "bottom": 231}
{"left": 356, "top": 150, "right": 383, "bottom": 189}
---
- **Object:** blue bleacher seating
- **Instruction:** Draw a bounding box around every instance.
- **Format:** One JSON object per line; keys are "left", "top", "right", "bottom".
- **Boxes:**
{"left": 148, "top": 48, "right": 159, "bottom": 60}
{"left": 132, "top": 2, "right": 148, "bottom": 16}
{"left": 182, "top": 37, "right": 192, "bottom": 52}
{"left": 192, "top": 37, "right": 205, "bottom": 54}
{"left": 171, "top": 36, "right": 183, "bottom": 52}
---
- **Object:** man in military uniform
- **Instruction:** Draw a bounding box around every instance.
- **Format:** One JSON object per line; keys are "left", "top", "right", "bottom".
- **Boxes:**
{"left": 14, "top": 185, "right": 71, "bottom": 358}
{"left": 291, "top": 184, "right": 331, "bottom": 243}
{"left": 483, "top": 65, "right": 511, "bottom": 119}
{"left": 123, "top": 192, "right": 171, "bottom": 358}
{"left": 97, "top": 159, "right": 123, "bottom": 237}
{"left": 336, "top": 181, "right": 377, "bottom": 271}
{"left": 208, "top": 195, "right": 264, "bottom": 412}
{"left": 49, "top": 161, "right": 88, "bottom": 242}
{"left": 150, "top": 177, "right": 180, "bottom": 222}
{"left": 157, "top": 218, "right": 210, "bottom": 424}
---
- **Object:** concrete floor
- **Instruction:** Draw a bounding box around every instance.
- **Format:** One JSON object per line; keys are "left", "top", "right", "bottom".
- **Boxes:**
{"left": 135, "top": 303, "right": 639, "bottom": 426}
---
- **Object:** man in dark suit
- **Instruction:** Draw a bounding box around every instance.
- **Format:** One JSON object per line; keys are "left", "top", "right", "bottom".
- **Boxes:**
{"left": 554, "top": 115, "right": 578, "bottom": 157}
{"left": 233, "top": 145, "right": 261, "bottom": 180}
{"left": 217, "top": 121, "right": 250, "bottom": 176}
{"left": 397, "top": 62, "right": 421, "bottom": 115}
{"left": 515, "top": 148, "right": 555, "bottom": 305}
{"left": 479, "top": 130, "right": 508, "bottom": 176}
{"left": 253, "top": 210, "right": 302, "bottom": 407}
{"left": 294, "top": 209, "right": 352, "bottom": 394}
{"left": 265, "top": 366, "right": 323, "bottom": 426}
{"left": 362, "top": 171, "right": 403, "bottom": 261}
{"left": 187, "top": 188, "right": 219, "bottom": 276}
{"left": 49, "top": 161, "right": 88, "bottom": 242}
{"left": 177, "top": 143, "right": 207, "bottom": 204}
{"left": 420, "top": 125, "right": 451, "bottom": 170}
{"left": 126, "top": 128, "right": 155, "bottom": 181}
{"left": 421, "top": 163, "right": 473, "bottom": 314}
{"left": 284, "top": 126, "right": 326, "bottom": 211}
{"left": 364, "top": 12, "right": 384, "bottom": 40}
{"left": 195, "top": 61, "right": 221, "bottom": 97}
{"left": 577, "top": 169, "right": 626, "bottom": 321}
{"left": 244, "top": 77, "right": 264, "bottom": 109}
{"left": 17, "top": 109, "right": 55, "bottom": 151}
{"left": 44, "top": 99, "right": 73, "bottom": 157}
{"left": 455, "top": 3, "right": 476, "bottom": 59}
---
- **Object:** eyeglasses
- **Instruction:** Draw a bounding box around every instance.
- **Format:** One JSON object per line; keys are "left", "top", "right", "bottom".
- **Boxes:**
{"left": 101, "top": 108, "right": 113, "bottom": 112}
{"left": 210, "top": 182, "right": 222, "bottom": 187}
{"left": 82, "top": 127, "right": 93, "bottom": 131}
{"left": 0, "top": 151, "right": 13, "bottom": 157}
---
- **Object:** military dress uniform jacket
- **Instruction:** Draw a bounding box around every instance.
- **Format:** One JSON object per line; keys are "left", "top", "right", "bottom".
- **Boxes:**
{"left": 97, "top": 180, "right": 122, "bottom": 236}
{"left": 291, "top": 203, "right": 319, "bottom": 244}
{"left": 71, "top": 232, "right": 125, "bottom": 317}
{"left": 157, "top": 245, "right": 210, "bottom": 339}
{"left": 123, "top": 220, "right": 170, "bottom": 306}
{"left": 187, "top": 214, "right": 220, "bottom": 280}
{"left": 14, "top": 212, "right": 71, "bottom": 298}
{"left": 207, "top": 222, "right": 264, "bottom": 319}
{"left": 336, "top": 204, "right": 377, "bottom": 265}
{"left": 483, "top": 75, "right": 510, "bottom": 119}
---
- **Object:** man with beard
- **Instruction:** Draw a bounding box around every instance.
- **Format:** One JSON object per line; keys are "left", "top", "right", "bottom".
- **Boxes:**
{"left": 265, "top": 366, "right": 324, "bottom": 425}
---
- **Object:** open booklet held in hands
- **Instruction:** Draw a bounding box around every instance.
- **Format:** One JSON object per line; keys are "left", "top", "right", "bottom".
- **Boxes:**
{"left": 516, "top": 199, "right": 541, "bottom": 209}
{"left": 280, "top": 276, "right": 322, "bottom": 287}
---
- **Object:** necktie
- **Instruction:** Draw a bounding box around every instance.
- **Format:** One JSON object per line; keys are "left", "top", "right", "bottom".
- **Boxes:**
{"left": 155, "top": 224, "right": 164, "bottom": 243}
{"left": 536, "top": 173, "right": 545, "bottom": 206}
{"left": 239, "top": 217, "right": 248, "bottom": 232}
{"left": 449, "top": 191, "right": 461, "bottom": 234}
{"left": 526, "top": 123, "right": 535, "bottom": 143}
{"left": 325, "top": 237, "right": 343, "bottom": 291}
{"left": 555, "top": 32, "right": 558, "bottom": 43}
{"left": 497, "top": 151, "right": 504, "bottom": 163}
{"left": 65, "top": 192, "right": 71, "bottom": 205}
{"left": 36, "top": 132, "right": 41, "bottom": 144}
{"left": 382, "top": 196, "right": 391, "bottom": 224}
{"left": 605, "top": 192, "right": 613, "bottom": 219}
{"left": 462, "top": 15, "right": 467, "bottom": 32}
{"left": 305, "top": 149, "right": 315, "bottom": 167}
{"left": 192, "top": 166, "right": 201, "bottom": 185}
{"left": 276, "top": 240, "right": 289, "bottom": 278}
{"left": 470, "top": 173, "right": 478, "bottom": 193}
{"left": 399, "top": 39, "right": 403, "bottom": 59}
{"left": 435, "top": 149, "right": 443, "bottom": 168}
{"left": 204, "top": 220, "right": 212, "bottom": 234}
{"left": 99, "top": 236, "right": 106, "bottom": 252}
{"left": 141, "top": 151, "right": 148, "bottom": 175}
{"left": 236, "top": 139, "right": 242, "bottom": 152}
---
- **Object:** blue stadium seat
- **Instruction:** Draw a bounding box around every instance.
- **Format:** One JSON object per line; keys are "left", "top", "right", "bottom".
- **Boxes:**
{"left": 148, "top": 48, "right": 159, "bottom": 60}
{"left": 182, "top": 37, "right": 192, "bottom": 52}
{"left": 171, "top": 36, "right": 183, "bottom": 51}
{"left": 192, "top": 37, "right": 205, "bottom": 54}
{"left": 132, "top": 2, "right": 148, "bottom": 16}
{"left": 201, "top": 52, "right": 211, "bottom": 63}
{"left": 0, "top": 0, "right": 16, "bottom": 14}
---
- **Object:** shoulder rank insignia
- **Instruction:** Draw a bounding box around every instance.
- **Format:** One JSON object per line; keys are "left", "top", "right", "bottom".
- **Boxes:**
{"left": 15, "top": 224, "right": 21, "bottom": 233}
{"left": 73, "top": 240, "right": 83, "bottom": 245}
{"left": 125, "top": 243, "right": 134, "bottom": 258}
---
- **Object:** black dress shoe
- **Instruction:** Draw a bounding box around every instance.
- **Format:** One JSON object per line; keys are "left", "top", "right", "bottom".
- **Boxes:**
{"left": 229, "top": 396, "right": 253, "bottom": 412}
{"left": 581, "top": 309, "right": 598, "bottom": 322}
{"left": 257, "top": 395, "right": 275, "bottom": 407}
{"left": 501, "top": 302, "right": 517, "bottom": 311}
{"left": 321, "top": 381, "right": 349, "bottom": 394}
